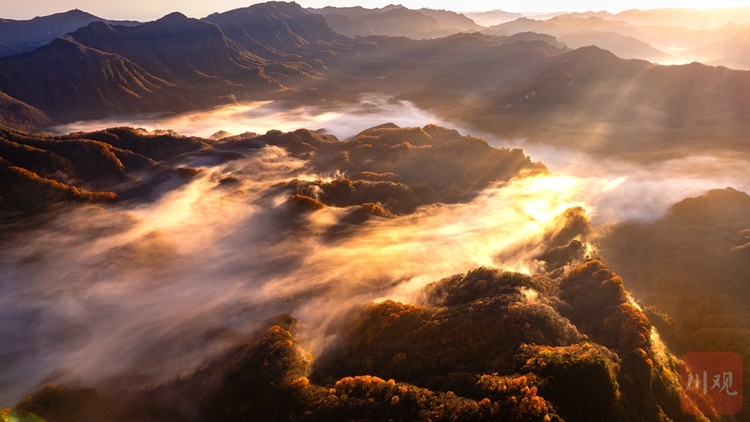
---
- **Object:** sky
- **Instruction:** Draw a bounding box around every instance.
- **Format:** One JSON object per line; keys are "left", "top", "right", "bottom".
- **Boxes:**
{"left": 3, "top": 0, "right": 750, "bottom": 20}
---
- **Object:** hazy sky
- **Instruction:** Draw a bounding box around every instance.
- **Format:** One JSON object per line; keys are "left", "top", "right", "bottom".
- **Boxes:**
{"left": 3, "top": 0, "right": 750, "bottom": 20}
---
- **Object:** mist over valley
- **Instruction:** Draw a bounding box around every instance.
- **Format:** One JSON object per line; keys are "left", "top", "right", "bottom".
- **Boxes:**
{"left": 1, "top": 2, "right": 750, "bottom": 421}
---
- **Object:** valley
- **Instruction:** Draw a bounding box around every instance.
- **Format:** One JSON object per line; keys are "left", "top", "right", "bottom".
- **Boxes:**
{"left": 1, "top": 2, "right": 749, "bottom": 421}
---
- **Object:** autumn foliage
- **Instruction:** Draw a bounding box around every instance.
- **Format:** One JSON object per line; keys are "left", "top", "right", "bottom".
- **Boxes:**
{"left": 5, "top": 260, "right": 706, "bottom": 422}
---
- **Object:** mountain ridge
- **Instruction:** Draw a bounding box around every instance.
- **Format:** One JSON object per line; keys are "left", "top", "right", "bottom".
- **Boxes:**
{"left": 1, "top": 2, "right": 750, "bottom": 159}
{"left": 0, "top": 9, "right": 140, "bottom": 57}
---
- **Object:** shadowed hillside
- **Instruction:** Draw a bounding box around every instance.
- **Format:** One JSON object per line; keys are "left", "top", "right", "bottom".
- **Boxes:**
{"left": 458, "top": 47, "right": 750, "bottom": 158}
{"left": 308, "top": 5, "right": 481, "bottom": 39}
{"left": 597, "top": 187, "right": 750, "bottom": 421}
{"left": 0, "top": 9, "right": 139, "bottom": 57}
{"left": 0, "top": 124, "right": 212, "bottom": 219}
{"left": 0, "top": 122, "right": 544, "bottom": 221}
{"left": 0, "top": 3, "right": 372, "bottom": 126}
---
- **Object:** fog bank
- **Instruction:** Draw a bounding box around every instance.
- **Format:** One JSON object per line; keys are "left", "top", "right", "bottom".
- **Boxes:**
{"left": 53, "top": 95, "right": 455, "bottom": 141}
{"left": 4, "top": 98, "right": 749, "bottom": 407}
{"left": 0, "top": 147, "right": 586, "bottom": 405}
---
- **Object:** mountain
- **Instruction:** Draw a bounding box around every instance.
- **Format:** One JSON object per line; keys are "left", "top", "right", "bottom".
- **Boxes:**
{"left": 205, "top": 2, "right": 373, "bottom": 66}
{"left": 482, "top": 14, "right": 750, "bottom": 66}
{"left": 359, "top": 7, "right": 458, "bottom": 39}
{"left": 0, "top": 3, "right": 361, "bottom": 125}
{"left": 558, "top": 32, "right": 673, "bottom": 61}
{"left": 309, "top": 5, "right": 459, "bottom": 39}
{"left": 625, "top": 23, "right": 746, "bottom": 53}
{"left": 596, "top": 187, "right": 750, "bottom": 420}
{"left": 0, "top": 91, "right": 50, "bottom": 131}
{"left": 0, "top": 122, "right": 545, "bottom": 220}
{"left": 309, "top": 5, "right": 401, "bottom": 20}
{"left": 462, "top": 9, "right": 523, "bottom": 27}
{"left": 2, "top": 1, "right": 750, "bottom": 159}
{"left": 417, "top": 8, "right": 484, "bottom": 32}
{"left": 0, "top": 2, "right": 558, "bottom": 129}
{"left": 615, "top": 6, "right": 750, "bottom": 30}
{"left": 458, "top": 47, "right": 750, "bottom": 156}
{"left": 483, "top": 16, "right": 644, "bottom": 40}
{"left": 0, "top": 123, "right": 215, "bottom": 218}
{"left": 6, "top": 261, "right": 704, "bottom": 421}
{"left": 353, "top": 32, "right": 566, "bottom": 111}
{"left": 0, "top": 9, "right": 139, "bottom": 57}
{"left": 2, "top": 3, "right": 750, "bottom": 421}
{"left": 481, "top": 16, "right": 682, "bottom": 63}
{"left": 64, "top": 14, "right": 287, "bottom": 82}
{"left": 310, "top": 12, "right": 375, "bottom": 37}
{"left": 499, "top": 31, "right": 566, "bottom": 49}
{"left": 683, "top": 27, "right": 750, "bottom": 70}
{"left": 0, "top": 36, "right": 197, "bottom": 122}
{"left": 482, "top": 17, "right": 545, "bottom": 37}
{"left": 554, "top": 11, "right": 615, "bottom": 20}
{"left": 0, "top": 158, "right": 709, "bottom": 419}
{"left": 311, "top": 5, "right": 486, "bottom": 36}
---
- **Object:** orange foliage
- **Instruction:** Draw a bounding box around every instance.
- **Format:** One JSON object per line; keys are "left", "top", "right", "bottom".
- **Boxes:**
{"left": 288, "top": 194, "right": 326, "bottom": 211}
{"left": 617, "top": 303, "right": 651, "bottom": 351}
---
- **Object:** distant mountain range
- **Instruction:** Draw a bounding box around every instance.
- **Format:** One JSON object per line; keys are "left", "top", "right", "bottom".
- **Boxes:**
{"left": 596, "top": 187, "right": 750, "bottom": 415}
{"left": 307, "top": 5, "right": 483, "bottom": 39}
{"left": 0, "top": 9, "right": 139, "bottom": 57}
{"left": 1, "top": 2, "right": 750, "bottom": 157}
{"left": 4, "top": 4, "right": 750, "bottom": 66}
{"left": 615, "top": 6, "right": 750, "bottom": 30}
{"left": 462, "top": 9, "right": 523, "bottom": 27}
{"left": 482, "top": 16, "right": 676, "bottom": 62}
{"left": 682, "top": 26, "right": 750, "bottom": 69}
{"left": 0, "top": 2, "right": 375, "bottom": 125}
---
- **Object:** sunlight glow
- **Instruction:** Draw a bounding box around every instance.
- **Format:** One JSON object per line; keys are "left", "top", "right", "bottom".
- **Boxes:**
{"left": 53, "top": 95, "right": 453, "bottom": 141}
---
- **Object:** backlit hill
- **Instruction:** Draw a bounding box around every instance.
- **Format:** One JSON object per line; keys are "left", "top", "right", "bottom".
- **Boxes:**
{"left": 0, "top": 9, "right": 140, "bottom": 57}
{"left": 0, "top": 122, "right": 544, "bottom": 221}
{"left": 2, "top": 258, "right": 707, "bottom": 421}
{"left": 307, "top": 5, "right": 483, "bottom": 39}
{"left": 597, "top": 187, "right": 750, "bottom": 420}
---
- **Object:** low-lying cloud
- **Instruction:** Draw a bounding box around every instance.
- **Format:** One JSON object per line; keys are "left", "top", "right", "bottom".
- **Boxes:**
{"left": 0, "top": 146, "right": 586, "bottom": 406}
{"left": 488, "top": 139, "right": 750, "bottom": 225}
{"left": 53, "top": 94, "right": 455, "bottom": 141}
{"left": 4, "top": 99, "right": 750, "bottom": 407}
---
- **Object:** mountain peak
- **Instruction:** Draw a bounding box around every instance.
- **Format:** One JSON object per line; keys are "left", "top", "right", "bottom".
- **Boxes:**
{"left": 204, "top": 1, "right": 354, "bottom": 61}
{"left": 61, "top": 9, "right": 100, "bottom": 18}
{"left": 158, "top": 11, "right": 190, "bottom": 22}
{"left": 143, "top": 11, "right": 221, "bottom": 35}
{"left": 78, "top": 19, "right": 113, "bottom": 32}
{"left": 30, "top": 9, "right": 101, "bottom": 22}
{"left": 253, "top": 1, "right": 306, "bottom": 15}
